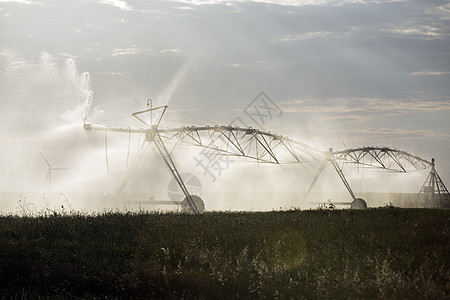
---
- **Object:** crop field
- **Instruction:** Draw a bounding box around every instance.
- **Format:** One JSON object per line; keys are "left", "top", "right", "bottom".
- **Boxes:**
{"left": 1, "top": 207, "right": 449, "bottom": 298}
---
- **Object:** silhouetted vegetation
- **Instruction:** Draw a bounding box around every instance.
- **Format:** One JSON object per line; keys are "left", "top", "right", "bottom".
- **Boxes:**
{"left": 1, "top": 208, "right": 449, "bottom": 298}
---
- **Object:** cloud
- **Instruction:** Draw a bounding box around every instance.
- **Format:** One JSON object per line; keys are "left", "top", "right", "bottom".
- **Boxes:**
{"left": 159, "top": 49, "right": 183, "bottom": 55}
{"left": 281, "top": 98, "right": 450, "bottom": 114}
{"left": 58, "top": 53, "right": 77, "bottom": 59}
{"left": 309, "top": 126, "right": 449, "bottom": 143}
{"left": 375, "top": 3, "right": 450, "bottom": 40}
{"left": 380, "top": 25, "right": 447, "bottom": 39}
{"left": 111, "top": 47, "right": 148, "bottom": 56}
{"left": 98, "top": 0, "right": 132, "bottom": 11}
{"left": 0, "top": 0, "right": 42, "bottom": 4}
{"left": 410, "top": 71, "right": 450, "bottom": 76}
{"left": 360, "top": 99, "right": 450, "bottom": 114}
{"left": 228, "top": 63, "right": 246, "bottom": 67}
{"left": 271, "top": 31, "right": 333, "bottom": 42}
{"left": 341, "top": 128, "right": 450, "bottom": 140}
{"left": 108, "top": 47, "right": 184, "bottom": 57}
{"left": 438, "top": 3, "right": 450, "bottom": 20}
{"left": 85, "top": 23, "right": 101, "bottom": 29}
{"left": 96, "top": 71, "right": 130, "bottom": 77}
{"left": 171, "top": 0, "right": 405, "bottom": 6}
{"left": 321, "top": 115, "right": 368, "bottom": 122}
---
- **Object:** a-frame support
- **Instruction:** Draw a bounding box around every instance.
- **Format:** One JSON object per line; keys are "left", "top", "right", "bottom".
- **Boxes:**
{"left": 330, "top": 157, "right": 356, "bottom": 200}
{"left": 151, "top": 132, "right": 198, "bottom": 213}
{"left": 115, "top": 103, "right": 199, "bottom": 213}
{"left": 418, "top": 158, "right": 450, "bottom": 203}
{"left": 304, "top": 148, "right": 357, "bottom": 202}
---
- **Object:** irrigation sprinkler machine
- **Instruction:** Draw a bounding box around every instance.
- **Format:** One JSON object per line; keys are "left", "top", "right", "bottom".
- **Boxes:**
{"left": 84, "top": 100, "right": 450, "bottom": 213}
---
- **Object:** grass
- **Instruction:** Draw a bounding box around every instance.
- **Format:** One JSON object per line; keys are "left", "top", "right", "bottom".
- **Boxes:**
{"left": 0, "top": 207, "right": 449, "bottom": 298}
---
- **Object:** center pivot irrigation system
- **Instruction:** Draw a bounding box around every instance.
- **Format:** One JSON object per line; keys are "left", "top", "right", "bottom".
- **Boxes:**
{"left": 84, "top": 102, "right": 449, "bottom": 213}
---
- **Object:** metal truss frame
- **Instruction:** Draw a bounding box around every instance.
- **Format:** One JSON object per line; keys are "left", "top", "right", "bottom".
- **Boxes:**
{"left": 418, "top": 158, "right": 450, "bottom": 202}
{"left": 84, "top": 106, "right": 449, "bottom": 211}
{"left": 331, "top": 147, "right": 430, "bottom": 172}
{"left": 303, "top": 147, "right": 448, "bottom": 203}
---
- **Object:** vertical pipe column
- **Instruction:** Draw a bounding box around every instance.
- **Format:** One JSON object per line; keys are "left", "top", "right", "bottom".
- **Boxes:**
{"left": 105, "top": 132, "right": 109, "bottom": 175}
{"left": 152, "top": 133, "right": 198, "bottom": 213}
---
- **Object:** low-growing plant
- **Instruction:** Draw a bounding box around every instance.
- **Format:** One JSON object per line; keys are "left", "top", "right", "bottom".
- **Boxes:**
{"left": 0, "top": 208, "right": 448, "bottom": 298}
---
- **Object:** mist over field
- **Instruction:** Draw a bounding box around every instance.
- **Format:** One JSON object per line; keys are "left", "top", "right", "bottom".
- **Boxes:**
{"left": 1, "top": 0, "right": 449, "bottom": 213}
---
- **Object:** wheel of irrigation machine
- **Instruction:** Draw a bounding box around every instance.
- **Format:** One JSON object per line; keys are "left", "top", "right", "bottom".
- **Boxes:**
{"left": 181, "top": 195, "right": 205, "bottom": 213}
{"left": 351, "top": 198, "right": 368, "bottom": 210}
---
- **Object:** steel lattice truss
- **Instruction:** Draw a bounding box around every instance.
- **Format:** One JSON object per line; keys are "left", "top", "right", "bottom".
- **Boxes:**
{"left": 84, "top": 124, "right": 324, "bottom": 165}
{"left": 157, "top": 126, "right": 324, "bottom": 165}
{"left": 304, "top": 147, "right": 446, "bottom": 204}
{"left": 330, "top": 147, "right": 431, "bottom": 173}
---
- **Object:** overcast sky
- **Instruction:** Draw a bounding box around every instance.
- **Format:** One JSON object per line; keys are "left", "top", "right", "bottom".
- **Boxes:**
{"left": 1, "top": 0, "right": 449, "bottom": 199}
